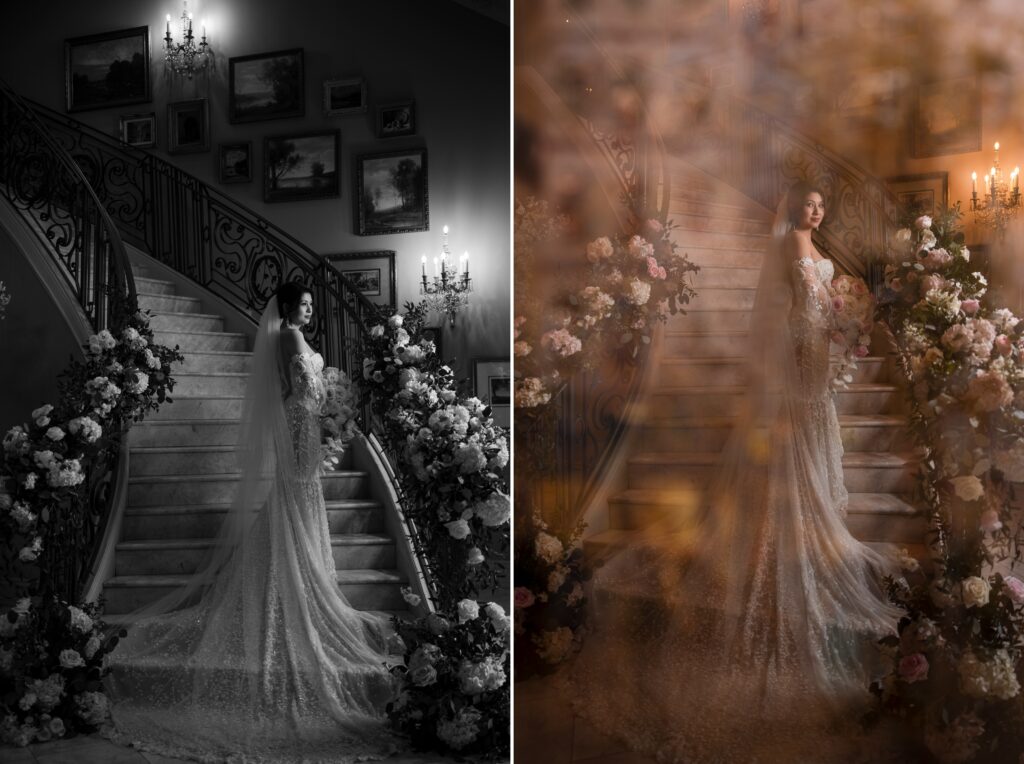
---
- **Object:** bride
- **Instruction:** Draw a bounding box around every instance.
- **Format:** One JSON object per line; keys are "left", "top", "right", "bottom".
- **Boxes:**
{"left": 571, "top": 182, "right": 905, "bottom": 763}
{"left": 104, "top": 282, "right": 398, "bottom": 762}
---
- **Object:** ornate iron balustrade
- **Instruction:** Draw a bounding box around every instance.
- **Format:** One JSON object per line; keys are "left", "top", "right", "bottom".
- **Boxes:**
{"left": 0, "top": 81, "right": 136, "bottom": 602}
{"left": 15, "top": 95, "right": 376, "bottom": 377}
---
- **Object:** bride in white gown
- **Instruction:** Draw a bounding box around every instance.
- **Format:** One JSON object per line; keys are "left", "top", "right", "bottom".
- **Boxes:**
{"left": 571, "top": 182, "right": 904, "bottom": 763}
{"left": 104, "top": 282, "right": 398, "bottom": 762}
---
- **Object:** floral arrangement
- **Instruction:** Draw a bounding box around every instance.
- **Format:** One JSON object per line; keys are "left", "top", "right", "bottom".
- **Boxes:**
{"left": 320, "top": 366, "right": 359, "bottom": 470}
{"left": 356, "top": 302, "right": 509, "bottom": 607}
{"left": 0, "top": 597, "right": 125, "bottom": 746}
{"left": 513, "top": 197, "right": 699, "bottom": 411}
{"left": 827, "top": 274, "right": 876, "bottom": 390}
{"left": 867, "top": 206, "right": 1024, "bottom": 762}
{"left": 513, "top": 510, "right": 591, "bottom": 677}
{"left": 386, "top": 595, "right": 510, "bottom": 759}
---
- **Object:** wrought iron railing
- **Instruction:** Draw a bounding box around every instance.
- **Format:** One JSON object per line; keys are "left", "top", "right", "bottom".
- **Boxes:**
{"left": 15, "top": 94, "right": 377, "bottom": 377}
{"left": 0, "top": 81, "right": 136, "bottom": 602}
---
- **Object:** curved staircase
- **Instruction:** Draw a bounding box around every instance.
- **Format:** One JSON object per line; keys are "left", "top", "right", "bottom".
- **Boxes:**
{"left": 585, "top": 161, "right": 926, "bottom": 564}
{"left": 101, "top": 259, "right": 407, "bottom": 620}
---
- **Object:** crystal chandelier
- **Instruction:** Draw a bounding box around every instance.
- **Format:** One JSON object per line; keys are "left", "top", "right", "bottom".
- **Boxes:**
{"left": 164, "top": 1, "right": 212, "bottom": 80}
{"left": 420, "top": 225, "right": 472, "bottom": 327}
{"left": 970, "top": 141, "right": 1021, "bottom": 237}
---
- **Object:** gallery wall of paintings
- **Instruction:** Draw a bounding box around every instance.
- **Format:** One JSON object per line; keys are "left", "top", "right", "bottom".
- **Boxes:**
{"left": 1, "top": 0, "right": 510, "bottom": 374}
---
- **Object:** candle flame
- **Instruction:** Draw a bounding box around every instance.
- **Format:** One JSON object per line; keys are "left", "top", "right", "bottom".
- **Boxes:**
{"left": 972, "top": 171, "right": 977, "bottom": 180}
{"left": 995, "top": 141, "right": 1000, "bottom": 151}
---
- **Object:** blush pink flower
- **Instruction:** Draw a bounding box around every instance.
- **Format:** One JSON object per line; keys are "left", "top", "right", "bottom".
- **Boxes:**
{"left": 514, "top": 587, "right": 536, "bottom": 609}
{"left": 832, "top": 296, "right": 845, "bottom": 312}
{"left": 994, "top": 334, "right": 1013, "bottom": 356}
{"left": 967, "top": 370, "right": 1013, "bottom": 412}
{"left": 1003, "top": 576, "right": 1024, "bottom": 605}
{"left": 646, "top": 257, "right": 661, "bottom": 279}
{"left": 980, "top": 509, "right": 1003, "bottom": 533}
{"left": 645, "top": 219, "right": 663, "bottom": 234}
{"left": 899, "top": 653, "right": 930, "bottom": 683}
{"left": 962, "top": 299, "right": 980, "bottom": 315}
{"left": 657, "top": 266, "right": 667, "bottom": 280}
{"left": 855, "top": 345, "right": 870, "bottom": 358}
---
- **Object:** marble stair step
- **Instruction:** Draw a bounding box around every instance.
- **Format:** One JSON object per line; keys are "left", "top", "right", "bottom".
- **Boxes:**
{"left": 668, "top": 191, "right": 770, "bottom": 221}
{"left": 152, "top": 329, "right": 248, "bottom": 352}
{"left": 128, "top": 470, "right": 368, "bottom": 506}
{"left": 688, "top": 265, "right": 761, "bottom": 289}
{"left": 131, "top": 419, "right": 241, "bottom": 447}
{"left": 133, "top": 276, "right": 177, "bottom": 296}
{"left": 150, "top": 311, "right": 226, "bottom": 333}
{"left": 653, "top": 355, "right": 894, "bottom": 387}
{"left": 130, "top": 445, "right": 240, "bottom": 477}
{"left": 170, "top": 372, "right": 249, "bottom": 397}
{"left": 627, "top": 451, "right": 918, "bottom": 493}
{"left": 645, "top": 383, "right": 904, "bottom": 417}
{"left": 177, "top": 351, "right": 253, "bottom": 374}
{"left": 668, "top": 229, "right": 770, "bottom": 251}
{"left": 101, "top": 568, "right": 407, "bottom": 614}
{"left": 639, "top": 413, "right": 909, "bottom": 453}
{"left": 114, "top": 534, "right": 396, "bottom": 576}
{"left": 670, "top": 211, "right": 771, "bottom": 236}
{"left": 672, "top": 245, "right": 764, "bottom": 269}
{"left": 145, "top": 396, "right": 245, "bottom": 421}
{"left": 673, "top": 309, "right": 751, "bottom": 333}
{"left": 102, "top": 608, "right": 411, "bottom": 630}
{"left": 121, "top": 499, "right": 385, "bottom": 540}
{"left": 138, "top": 291, "right": 204, "bottom": 315}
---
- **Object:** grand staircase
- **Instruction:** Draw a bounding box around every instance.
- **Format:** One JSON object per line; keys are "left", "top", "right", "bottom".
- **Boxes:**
{"left": 585, "top": 161, "right": 926, "bottom": 563}
{"left": 101, "top": 259, "right": 407, "bottom": 618}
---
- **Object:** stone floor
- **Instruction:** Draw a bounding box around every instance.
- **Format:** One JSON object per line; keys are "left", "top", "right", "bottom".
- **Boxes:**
{"left": 0, "top": 735, "right": 478, "bottom": 764}
{"left": 514, "top": 676, "right": 655, "bottom": 764}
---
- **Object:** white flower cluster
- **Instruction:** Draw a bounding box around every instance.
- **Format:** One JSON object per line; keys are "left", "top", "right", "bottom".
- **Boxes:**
{"left": 958, "top": 649, "right": 1020, "bottom": 699}
{"left": 86, "top": 329, "right": 117, "bottom": 356}
{"left": 67, "top": 605, "right": 94, "bottom": 634}
{"left": 473, "top": 491, "right": 510, "bottom": 527}
{"left": 435, "top": 706, "right": 482, "bottom": 750}
{"left": 67, "top": 416, "right": 102, "bottom": 444}
{"left": 534, "top": 531, "right": 564, "bottom": 564}
{"left": 515, "top": 377, "right": 550, "bottom": 408}
{"left": 457, "top": 655, "right": 506, "bottom": 694}
{"left": 122, "top": 326, "right": 148, "bottom": 351}
{"left": 73, "top": 690, "right": 110, "bottom": 726}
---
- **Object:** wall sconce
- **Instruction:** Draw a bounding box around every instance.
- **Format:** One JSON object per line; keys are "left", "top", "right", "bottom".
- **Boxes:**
{"left": 970, "top": 141, "right": 1021, "bottom": 237}
{"left": 420, "top": 225, "right": 472, "bottom": 327}
{"left": 164, "top": 1, "right": 212, "bottom": 79}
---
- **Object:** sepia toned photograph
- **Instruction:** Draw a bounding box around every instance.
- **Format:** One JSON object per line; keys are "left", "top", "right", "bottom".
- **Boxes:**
{"left": 229, "top": 48, "right": 304, "bottom": 124}
{"left": 263, "top": 130, "right": 339, "bottom": 202}
{"left": 65, "top": 26, "right": 150, "bottom": 112}
{"left": 354, "top": 148, "right": 428, "bottom": 234}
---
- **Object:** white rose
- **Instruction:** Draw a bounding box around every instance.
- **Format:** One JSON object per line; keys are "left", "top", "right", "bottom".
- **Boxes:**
{"left": 388, "top": 315, "right": 404, "bottom": 328}
{"left": 961, "top": 576, "right": 991, "bottom": 608}
{"left": 369, "top": 325, "right": 384, "bottom": 338}
{"left": 457, "top": 598, "right": 480, "bottom": 623}
{"left": 950, "top": 475, "right": 984, "bottom": 502}
{"left": 445, "top": 519, "right": 471, "bottom": 539}
{"left": 466, "top": 546, "right": 485, "bottom": 565}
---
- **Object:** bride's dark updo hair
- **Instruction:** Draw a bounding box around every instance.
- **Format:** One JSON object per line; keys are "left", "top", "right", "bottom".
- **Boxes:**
{"left": 785, "top": 180, "right": 826, "bottom": 225}
{"left": 275, "top": 281, "right": 311, "bottom": 318}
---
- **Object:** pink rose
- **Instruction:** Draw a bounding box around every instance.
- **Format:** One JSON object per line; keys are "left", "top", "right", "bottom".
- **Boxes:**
{"left": 995, "top": 334, "right": 1013, "bottom": 356}
{"left": 962, "top": 299, "right": 980, "bottom": 315}
{"left": 915, "top": 215, "right": 932, "bottom": 230}
{"left": 980, "top": 509, "right": 1003, "bottom": 532}
{"left": 855, "top": 345, "right": 870, "bottom": 358}
{"left": 657, "top": 266, "right": 666, "bottom": 280}
{"left": 647, "top": 257, "right": 661, "bottom": 279}
{"left": 514, "top": 587, "right": 535, "bottom": 609}
{"left": 898, "top": 653, "right": 930, "bottom": 683}
{"left": 645, "top": 219, "right": 663, "bottom": 234}
{"left": 832, "top": 296, "right": 845, "bottom": 312}
{"left": 889, "top": 277, "right": 903, "bottom": 291}
{"left": 1003, "top": 576, "right": 1024, "bottom": 605}
{"left": 906, "top": 271, "right": 919, "bottom": 283}
{"left": 852, "top": 281, "right": 868, "bottom": 296}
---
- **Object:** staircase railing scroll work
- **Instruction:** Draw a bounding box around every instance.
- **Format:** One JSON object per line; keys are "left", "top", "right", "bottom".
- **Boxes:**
{"left": 0, "top": 82, "right": 445, "bottom": 605}
{"left": 0, "top": 82, "right": 137, "bottom": 602}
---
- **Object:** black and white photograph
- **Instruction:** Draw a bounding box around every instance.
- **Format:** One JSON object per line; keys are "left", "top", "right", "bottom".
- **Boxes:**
{"left": 355, "top": 148, "right": 428, "bottom": 234}
{"left": 228, "top": 48, "right": 304, "bottom": 124}
{"left": 118, "top": 112, "right": 156, "bottom": 148}
{"left": 473, "top": 358, "right": 509, "bottom": 428}
{"left": 263, "top": 130, "right": 339, "bottom": 202}
{"left": 218, "top": 141, "right": 253, "bottom": 184}
{"left": 323, "top": 250, "right": 396, "bottom": 308}
{"left": 167, "top": 99, "right": 209, "bottom": 155}
{"left": 65, "top": 26, "right": 150, "bottom": 112}
{"left": 377, "top": 101, "right": 416, "bottom": 137}
{"left": 323, "top": 77, "right": 367, "bottom": 116}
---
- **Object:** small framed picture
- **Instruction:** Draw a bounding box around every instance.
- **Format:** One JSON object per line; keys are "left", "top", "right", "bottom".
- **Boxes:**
{"left": 167, "top": 99, "right": 210, "bottom": 154}
{"left": 473, "top": 358, "right": 510, "bottom": 428}
{"left": 911, "top": 76, "right": 981, "bottom": 158}
{"left": 422, "top": 325, "right": 444, "bottom": 362}
{"left": 324, "top": 77, "right": 367, "bottom": 117}
{"left": 65, "top": 26, "right": 150, "bottom": 113}
{"left": 355, "top": 148, "right": 428, "bottom": 235}
{"left": 376, "top": 101, "right": 415, "bottom": 138}
{"left": 218, "top": 141, "right": 253, "bottom": 184}
{"left": 263, "top": 130, "right": 340, "bottom": 203}
{"left": 323, "top": 251, "right": 396, "bottom": 308}
{"left": 228, "top": 48, "right": 304, "bottom": 124}
{"left": 885, "top": 172, "right": 949, "bottom": 218}
{"left": 118, "top": 112, "right": 156, "bottom": 148}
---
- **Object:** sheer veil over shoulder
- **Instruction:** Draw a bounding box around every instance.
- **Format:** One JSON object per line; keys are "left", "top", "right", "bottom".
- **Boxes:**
{"left": 104, "top": 297, "right": 398, "bottom": 763}
{"left": 570, "top": 192, "right": 903, "bottom": 763}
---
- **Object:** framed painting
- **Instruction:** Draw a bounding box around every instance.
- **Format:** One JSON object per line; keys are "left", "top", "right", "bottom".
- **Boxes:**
{"left": 355, "top": 148, "right": 428, "bottom": 235}
{"left": 422, "top": 325, "right": 444, "bottom": 362}
{"left": 323, "top": 251, "right": 396, "bottom": 308}
{"left": 263, "top": 130, "right": 339, "bottom": 203}
{"left": 324, "top": 77, "right": 367, "bottom": 116}
{"left": 65, "top": 26, "right": 150, "bottom": 113}
{"left": 376, "top": 101, "right": 415, "bottom": 138}
{"left": 118, "top": 112, "right": 156, "bottom": 148}
{"left": 473, "top": 358, "right": 510, "bottom": 428}
{"left": 167, "top": 99, "right": 209, "bottom": 155}
{"left": 885, "top": 172, "right": 949, "bottom": 218}
{"left": 218, "top": 141, "right": 253, "bottom": 184}
{"left": 228, "top": 48, "right": 304, "bottom": 124}
{"left": 911, "top": 76, "right": 981, "bottom": 158}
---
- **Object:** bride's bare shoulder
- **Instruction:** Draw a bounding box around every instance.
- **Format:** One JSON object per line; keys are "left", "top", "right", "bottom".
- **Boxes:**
{"left": 279, "top": 327, "right": 304, "bottom": 358}
{"left": 782, "top": 230, "right": 812, "bottom": 260}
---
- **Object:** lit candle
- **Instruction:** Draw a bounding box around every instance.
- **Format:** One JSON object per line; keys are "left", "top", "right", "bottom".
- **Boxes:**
{"left": 188, "top": 12, "right": 193, "bottom": 35}
{"left": 1016, "top": 167, "right": 1020, "bottom": 192}
{"left": 421, "top": 254, "right": 426, "bottom": 278}
{"left": 463, "top": 251, "right": 469, "bottom": 275}
{"left": 995, "top": 141, "right": 1001, "bottom": 152}
{"left": 971, "top": 171, "right": 977, "bottom": 194}
{"left": 166, "top": 14, "right": 171, "bottom": 37}
{"left": 433, "top": 257, "right": 439, "bottom": 277}
{"left": 201, "top": 18, "right": 206, "bottom": 38}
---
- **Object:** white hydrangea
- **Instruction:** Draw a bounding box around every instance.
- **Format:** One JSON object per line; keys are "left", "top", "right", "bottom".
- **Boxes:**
{"left": 625, "top": 278, "right": 651, "bottom": 306}
{"left": 474, "top": 492, "right": 510, "bottom": 527}
{"left": 67, "top": 606, "right": 93, "bottom": 634}
{"left": 436, "top": 707, "right": 482, "bottom": 750}
{"left": 28, "top": 675, "right": 65, "bottom": 711}
{"left": 445, "top": 519, "right": 471, "bottom": 539}
{"left": 457, "top": 656, "right": 506, "bottom": 694}
{"left": 534, "top": 531, "right": 564, "bottom": 564}
{"left": 959, "top": 649, "right": 1020, "bottom": 699}
{"left": 68, "top": 416, "right": 102, "bottom": 443}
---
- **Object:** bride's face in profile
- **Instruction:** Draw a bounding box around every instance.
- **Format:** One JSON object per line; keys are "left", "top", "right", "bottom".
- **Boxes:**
{"left": 797, "top": 193, "right": 825, "bottom": 231}
{"left": 286, "top": 293, "right": 313, "bottom": 328}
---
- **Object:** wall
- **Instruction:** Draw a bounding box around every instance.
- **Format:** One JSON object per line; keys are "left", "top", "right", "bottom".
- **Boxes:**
{"left": 0, "top": 0, "right": 509, "bottom": 381}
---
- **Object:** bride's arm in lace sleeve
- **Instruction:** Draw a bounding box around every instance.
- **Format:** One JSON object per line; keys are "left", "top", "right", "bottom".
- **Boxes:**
{"left": 279, "top": 328, "right": 305, "bottom": 400}
{"left": 783, "top": 232, "right": 830, "bottom": 316}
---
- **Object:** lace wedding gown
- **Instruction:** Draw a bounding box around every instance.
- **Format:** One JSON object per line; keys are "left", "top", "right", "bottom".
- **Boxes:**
{"left": 105, "top": 350, "right": 398, "bottom": 763}
{"left": 571, "top": 255, "right": 904, "bottom": 764}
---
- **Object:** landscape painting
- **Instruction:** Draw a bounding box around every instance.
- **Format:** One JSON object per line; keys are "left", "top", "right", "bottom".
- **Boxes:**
{"left": 263, "top": 130, "right": 339, "bottom": 203}
{"left": 229, "top": 48, "right": 304, "bottom": 124}
{"left": 355, "top": 148, "right": 428, "bottom": 235}
{"left": 65, "top": 27, "right": 150, "bottom": 113}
